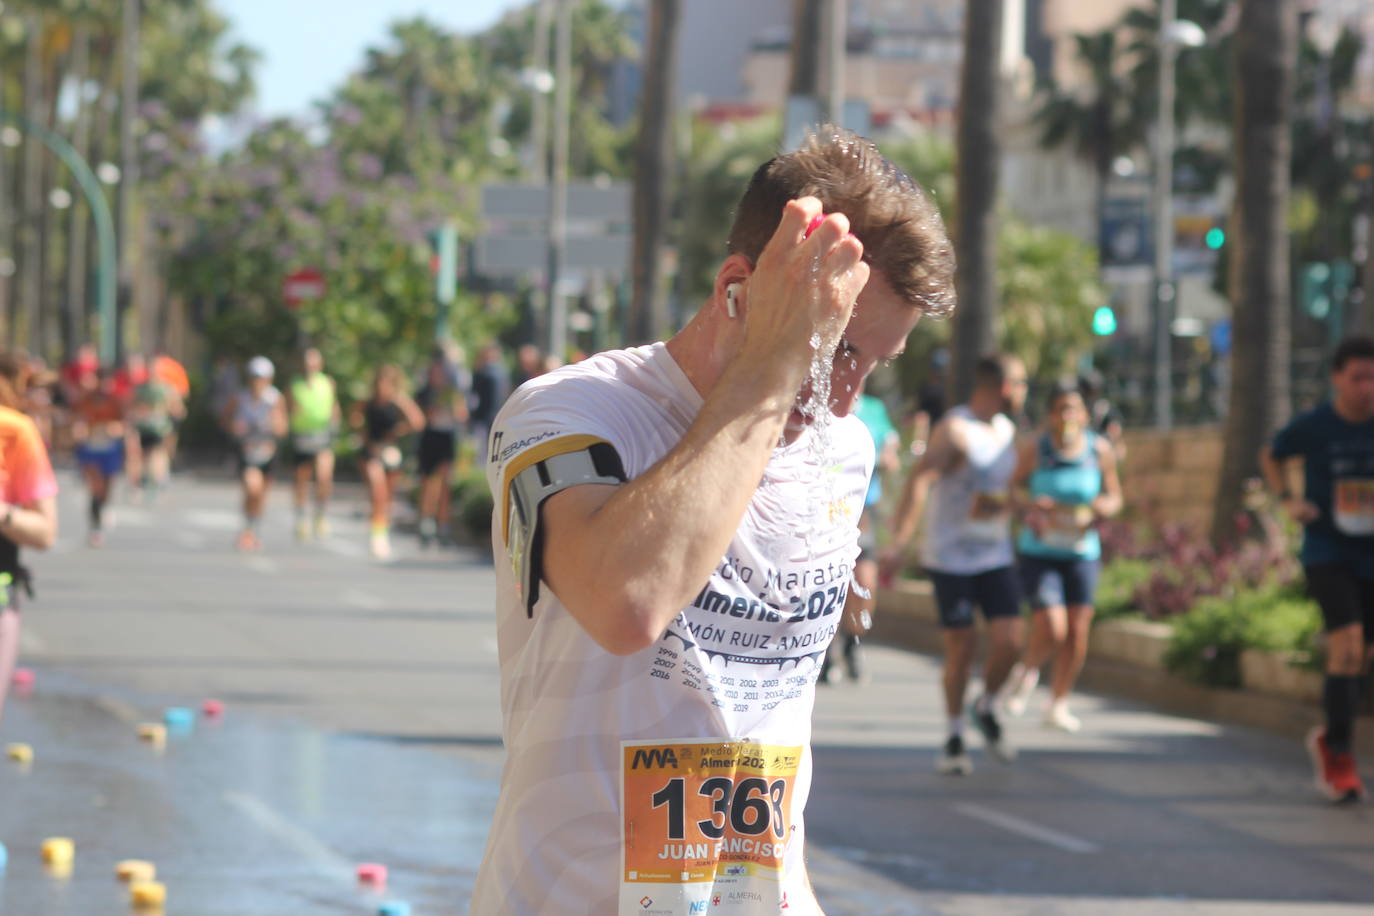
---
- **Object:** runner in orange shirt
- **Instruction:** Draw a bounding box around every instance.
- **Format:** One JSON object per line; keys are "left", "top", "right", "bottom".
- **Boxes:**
{"left": 0, "top": 353, "right": 58, "bottom": 727}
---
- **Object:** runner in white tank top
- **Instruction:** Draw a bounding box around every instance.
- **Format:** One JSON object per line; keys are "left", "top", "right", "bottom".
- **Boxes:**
{"left": 880, "top": 355, "right": 1028, "bottom": 775}
{"left": 471, "top": 130, "right": 956, "bottom": 915}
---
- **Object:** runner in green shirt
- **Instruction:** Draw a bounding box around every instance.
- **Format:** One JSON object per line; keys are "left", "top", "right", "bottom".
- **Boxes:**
{"left": 287, "top": 348, "right": 340, "bottom": 541}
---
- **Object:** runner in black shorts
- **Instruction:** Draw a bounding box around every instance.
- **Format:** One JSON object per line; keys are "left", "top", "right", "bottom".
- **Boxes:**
{"left": 1262, "top": 336, "right": 1374, "bottom": 802}
{"left": 223, "top": 357, "right": 287, "bottom": 552}
{"left": 881, "top": 355, "right": 1028, "bottom": 774}
{"left": 350, "top": 364, "right": 423, "bottom": 560}
{"left": 415, "top": 345, "right": 469, "bottom": 548}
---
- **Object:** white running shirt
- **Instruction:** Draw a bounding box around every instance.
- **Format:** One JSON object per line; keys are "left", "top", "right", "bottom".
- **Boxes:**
{"left": 919, "top": 405, "right": 1018, "bottom": 575}
{"left": 471, "top": 343, "right": 873, "bottom": 916}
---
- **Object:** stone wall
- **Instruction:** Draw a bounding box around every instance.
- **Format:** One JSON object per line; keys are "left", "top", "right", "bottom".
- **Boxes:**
{"left": 1120, "top": 425, "right": 1225, "bottom": 533}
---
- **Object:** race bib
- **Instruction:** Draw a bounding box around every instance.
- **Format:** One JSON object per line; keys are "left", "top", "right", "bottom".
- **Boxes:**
{"left": 1335, "top": 478, "right": 1374, "bottom": 536}
{"left": 621, "top": 739, "right": 801, "bottom": 915}
{"left": 243, "top": 438, "right": 277, "bottom": 466}
{"left": 1041, "top": 504, "right": 1094, "bottom": 552}
{"left": 293, "top": 430, "right": 331, "bottom": 454}
{"left": 965, "top": 491, "right": 1010, "bottom": 544}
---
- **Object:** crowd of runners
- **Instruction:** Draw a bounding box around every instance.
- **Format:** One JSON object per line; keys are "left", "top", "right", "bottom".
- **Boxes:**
{"left": 10, "top": 340, "right": 546, "bottom": 560}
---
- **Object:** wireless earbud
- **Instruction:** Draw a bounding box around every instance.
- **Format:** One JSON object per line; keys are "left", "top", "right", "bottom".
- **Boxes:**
{"left": 725, "top": 283, "right": 741, "bottom": 319}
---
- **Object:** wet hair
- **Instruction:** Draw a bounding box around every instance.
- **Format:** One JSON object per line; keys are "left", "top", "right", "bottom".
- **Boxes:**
{"left": 1046, "top": 377, "right": 1084, "bottom": 410}
{"left": 725, "top": 126, "right": 955, "bottom": 317}
{"left": 1332, "top": 336, "right": 1374, "bottom": 372}
{"left": 972, "top": 354, "right": 1022, "bottom": 392}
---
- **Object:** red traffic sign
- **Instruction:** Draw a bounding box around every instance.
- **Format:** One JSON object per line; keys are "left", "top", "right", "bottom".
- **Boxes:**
{"left": 282, "top": 267, "right": 326, "bottom": 307}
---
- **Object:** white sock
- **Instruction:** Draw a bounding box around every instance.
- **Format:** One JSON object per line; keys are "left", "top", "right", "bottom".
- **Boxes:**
{"left": 947, "top": 716, "right": 964, "bottom": 737}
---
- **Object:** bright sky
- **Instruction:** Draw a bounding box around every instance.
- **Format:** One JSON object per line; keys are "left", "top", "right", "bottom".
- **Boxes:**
{"left": 221, "top": 0, "right": 526, "bottom": 116}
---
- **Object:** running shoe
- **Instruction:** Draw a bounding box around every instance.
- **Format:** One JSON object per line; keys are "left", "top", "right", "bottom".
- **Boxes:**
{"left": 369, "top": 529, "right": 392, "bottom": 560}
{"left": 236, "top": 530, "right": 261, "bottom": 552}
{"left": 1003, "top": 663, "right": 1037, "bottom": 717}
{"left": 971, "top": 696, "right": 1017, "bottom": 762}
{"left": 295, "top": 518, "right": 311, "bottom": 542}
{"left": 937, "top": 735, "right": 973, "bottom": 776}
{"left": 87, "top": 530, "right": 104, "bottom": 549}
{"left": 313, "top": 516, "right": 330, "bottom": 539}
{"left": 419, "top": 517, "right": 437, "bottom": 549}
{"left": 1307, "top": 726, "right": 1367, "bottom": 803}
{"left": 1043, "top": 700, "right": 1082, "bottom": 733}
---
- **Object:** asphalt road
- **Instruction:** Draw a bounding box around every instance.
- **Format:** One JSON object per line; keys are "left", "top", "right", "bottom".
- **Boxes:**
{"left": 1, "top": 471, "right": 1372, "bottom": 915}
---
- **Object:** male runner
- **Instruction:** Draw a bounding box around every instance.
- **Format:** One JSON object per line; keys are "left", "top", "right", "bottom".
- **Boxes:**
{"left": 1262, "top": 335, "right": 1374, "bottom": 802}
{"left": 470, "top": 129, "right": 954, "bottom": 915}
{"left": 288, "top": 348, "right": 340, "bottom": 540}
{"left": 879, "top": 355, "right": 1027, "bottom": 774}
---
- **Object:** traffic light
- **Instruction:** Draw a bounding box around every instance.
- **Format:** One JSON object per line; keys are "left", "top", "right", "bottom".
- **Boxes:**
{"left": 1300, "top": 262, "right": 1332, "bottom": 319}
{"left": 1092, "top": 305, "right": 1118, "bottom": 336}
{"left": 1204, "top": 227, "right": 1225, "bottom": 250}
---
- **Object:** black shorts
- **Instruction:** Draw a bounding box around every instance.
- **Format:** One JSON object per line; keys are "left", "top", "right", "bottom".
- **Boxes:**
{"left": 1020, "top": 554, "right": 1101, "bottom": 609}
{"left": 138, "top": 429, "right": 166, "bottom": 450}
{"left": 1305, "top": 564, "right": 1374, "bottom": 641}
{"left": 418, "top": 429, "right": 456, "bottom": 476}
{"left": 239, "top": 452, "right": 276, "bottom": 476}
{"left": 928, "top": 566, "right": 1022, "bottom": 629}
{"left": 291, "top": 432, "right": 333, "bottom": 467}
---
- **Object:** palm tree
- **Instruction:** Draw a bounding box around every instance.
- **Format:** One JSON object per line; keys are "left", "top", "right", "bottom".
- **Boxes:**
{"left": 1032, "top": 31, "right": 1147, "bottom": 263}
{"left": 1211, "top": 0, "right": 1298, "bottom": 545}
{"left": 950, "top": 0, "right": 1003, "bottom": 401}
{"left": 630, "top": 0, "right": 679, "bottom": 344}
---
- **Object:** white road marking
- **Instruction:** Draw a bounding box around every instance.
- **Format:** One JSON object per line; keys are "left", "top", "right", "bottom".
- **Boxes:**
{"left": 93, "top": 695, "right": 141, "bottom": 724}
{"left": 185, "top": 509, "right": 241, "bottom": 531}
{"left": 224, "top": 791, "right": 353, "bottom": 879}
{"left": 246, "top": 556, "right": 279, "bottom": 575}
{"left": 343, "top": 589, "right": 383, "bottom": 610}
{"left": 320, "top": 538, "right": 365, "bottom": 559}
{"left": 954, "top": 802, "right": 1100, "bottom": 854}
{"left": 18, "top": 625, "right": 45, "bottom": 653}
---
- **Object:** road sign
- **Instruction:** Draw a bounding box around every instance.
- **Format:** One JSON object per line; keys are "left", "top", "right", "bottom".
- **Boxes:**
{"left": 481, "top": 182, "right": 630, "bottom": 223}
{"left": 282, "top": 267, "right": 326, "bottom": 308}
{"left": 476, "top": 235, "right": 630, "bottom": 274}
{"left": 477, "top": 181, "right": 631, "bottom": 277}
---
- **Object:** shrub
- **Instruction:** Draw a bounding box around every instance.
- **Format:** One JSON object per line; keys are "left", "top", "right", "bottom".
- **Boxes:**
{"left": 1164, "top": 583, "right": 1321, "bottom": 688}
{"left": 1095, "top": 558, "right": 1152, "bottom": 621}
{"left": 453, "top": 466, "right": 494, "bottom": 543}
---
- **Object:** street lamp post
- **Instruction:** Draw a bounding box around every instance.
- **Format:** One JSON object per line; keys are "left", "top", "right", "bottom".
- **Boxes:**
{"left": 0, "top": 110, "right": 118, "bottom": 366}
{"left": 545, "top": 0, "right": 572, "bottom": 362}
{"left": 1151, "top": 2, "right": 1205, "bottom": 430}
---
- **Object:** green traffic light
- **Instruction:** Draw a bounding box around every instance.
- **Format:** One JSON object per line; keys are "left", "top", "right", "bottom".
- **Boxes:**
{"left": 1205, "top": 227, "right": 1225, "bottom": 250}
{"left": 1092, "top": 306, "right": 1118, "bottom": 336}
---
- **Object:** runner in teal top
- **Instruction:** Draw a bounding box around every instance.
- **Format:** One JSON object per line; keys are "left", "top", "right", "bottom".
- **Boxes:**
{"left": 821, "top": 391, "right": 898, "bottom": 684}
{"left": 1004, "top": 379, "right": 1122, "bottom": 733}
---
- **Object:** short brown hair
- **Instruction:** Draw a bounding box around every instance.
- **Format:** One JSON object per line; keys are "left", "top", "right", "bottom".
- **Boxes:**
{"left": 726, "top": 126, "right": 955, "bottom": 317}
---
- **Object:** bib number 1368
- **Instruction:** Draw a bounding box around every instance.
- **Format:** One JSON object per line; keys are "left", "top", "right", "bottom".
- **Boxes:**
{"left": 622, "top": 740, "right": 802, "bottom": 885}
{"left": 652, "top": 775, "right": 787, "bottom": 840}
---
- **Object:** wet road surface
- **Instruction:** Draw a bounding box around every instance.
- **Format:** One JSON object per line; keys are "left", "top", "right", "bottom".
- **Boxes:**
{"left": 1, "top": 473, "right": 1372, "bottom": 914}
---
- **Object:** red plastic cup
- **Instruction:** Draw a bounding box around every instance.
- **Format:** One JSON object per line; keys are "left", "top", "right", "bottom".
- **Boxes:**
{"left": 202, "top": 699, "right": 224, "bottom": 718}
{"left": 356, "top": 863, "right": 388, "bottom": 886}
{"left": 11, "top": 668, "right": 34, "bottom": 689}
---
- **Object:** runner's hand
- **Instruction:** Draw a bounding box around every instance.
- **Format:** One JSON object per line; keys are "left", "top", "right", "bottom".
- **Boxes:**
{"left": 732, "top": 197, "right": 869, "bottom": 391}
{"left": 877, "top": 545, "right": 903, "bottom": 588}
{"left": 1282, "top": 497, "right": 1320, "bottom": 525}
